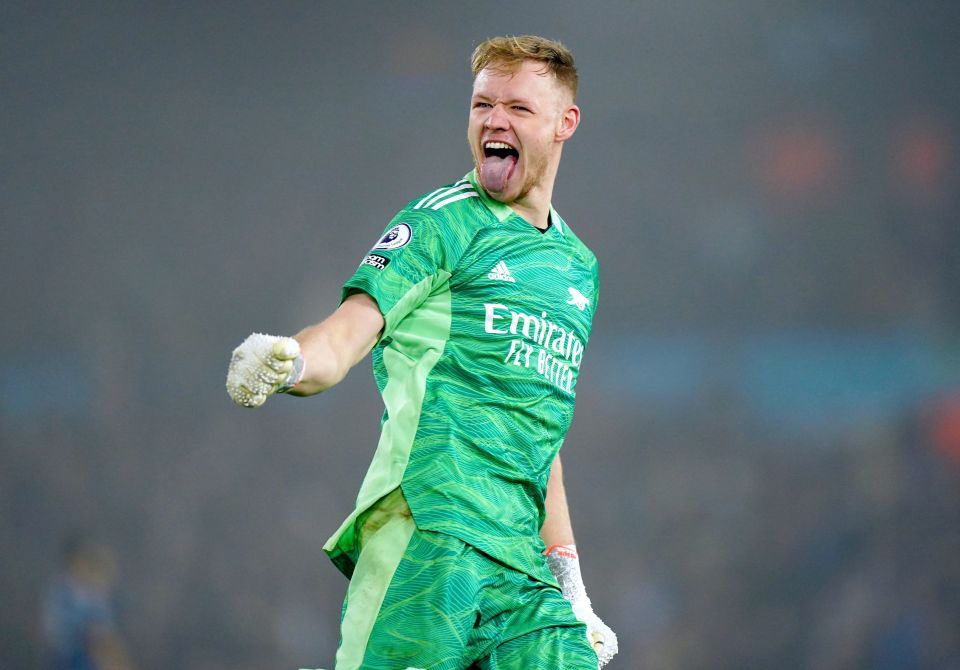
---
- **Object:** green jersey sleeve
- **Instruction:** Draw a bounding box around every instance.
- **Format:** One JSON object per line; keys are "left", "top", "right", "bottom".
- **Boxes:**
{"left": 343, "top": 196, "right": 481, "bottom": 340}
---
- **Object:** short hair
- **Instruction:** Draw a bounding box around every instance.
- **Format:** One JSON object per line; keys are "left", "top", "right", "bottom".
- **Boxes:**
{"left": 471, "top": 35, "right": 578, "bottom": 100}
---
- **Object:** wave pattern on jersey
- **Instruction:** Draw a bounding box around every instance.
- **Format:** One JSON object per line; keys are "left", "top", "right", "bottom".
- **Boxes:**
{"left": 328, "top": 172, "right": 599, "bottom": 586}
{"left": 352, "top": 527, "right": 596, "bottom": 669}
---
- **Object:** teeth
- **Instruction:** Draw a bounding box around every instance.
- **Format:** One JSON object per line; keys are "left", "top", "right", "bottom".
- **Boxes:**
{"left": 485, "top": 141, "right": 514, "bottom": 151}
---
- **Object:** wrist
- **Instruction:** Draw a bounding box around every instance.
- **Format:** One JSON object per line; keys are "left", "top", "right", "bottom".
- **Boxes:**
{"left": 544, "top": 544, "right": 578, "bottom": 559}
{"left": 276, "top": 354, "right": 305, "bottom": 393}
{"left": 544, "top": 544, "right": 590, "bottom": 604}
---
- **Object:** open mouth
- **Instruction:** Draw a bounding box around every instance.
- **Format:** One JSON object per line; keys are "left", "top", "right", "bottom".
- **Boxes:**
{"left": 480, "top": 141, "right": 519, "bottom": 193}
{"left": 484, "top": 141, "right": 519, "bottom": 161}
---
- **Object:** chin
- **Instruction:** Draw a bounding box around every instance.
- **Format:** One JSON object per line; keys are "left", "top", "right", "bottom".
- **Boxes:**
{"left": 485, "top": 184, "right": 518, "bottom": 204}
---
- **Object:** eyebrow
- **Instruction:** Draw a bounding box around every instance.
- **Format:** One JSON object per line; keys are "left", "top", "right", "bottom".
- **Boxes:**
{"left": 471, "top": 93, "right": 539, "bottom": 109}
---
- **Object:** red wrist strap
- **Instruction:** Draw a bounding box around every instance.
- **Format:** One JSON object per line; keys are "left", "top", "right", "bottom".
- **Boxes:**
{"left": 543, "top": 544, "right": 578, "bottom": 559}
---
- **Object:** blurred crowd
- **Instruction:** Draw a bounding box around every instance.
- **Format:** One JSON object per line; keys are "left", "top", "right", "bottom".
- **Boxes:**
{"left": 2, "top": 3, "right": 959, "bottom": 669}
{"left": 576, "top": 393, "right": 960, "bottom": 669}
{"left": 3, "top": 381, "right": 959, "bottom": 669}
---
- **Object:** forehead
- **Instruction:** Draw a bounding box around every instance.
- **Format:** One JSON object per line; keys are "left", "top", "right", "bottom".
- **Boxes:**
{"left": 472, "top": 60, "right": 564, "bottom": 104}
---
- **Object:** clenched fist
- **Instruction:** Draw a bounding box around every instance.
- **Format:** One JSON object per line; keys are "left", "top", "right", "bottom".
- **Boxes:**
{"left": 226, "top": 333, "right": 304, "bottom": 408}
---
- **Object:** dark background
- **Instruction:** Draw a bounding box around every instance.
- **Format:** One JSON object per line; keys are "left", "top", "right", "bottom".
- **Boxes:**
{"left": 2, "top": 2, "right": 959, "bottom": 668}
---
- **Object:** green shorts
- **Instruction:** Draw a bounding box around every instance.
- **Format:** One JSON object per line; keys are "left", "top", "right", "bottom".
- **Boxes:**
{"left": 334, "top": 489, "right": 597, "bottom": 670}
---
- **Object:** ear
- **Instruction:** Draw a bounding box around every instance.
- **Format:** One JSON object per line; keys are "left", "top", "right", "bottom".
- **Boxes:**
{"left": 555, "top": 104, "right": 580, "bottom": 142}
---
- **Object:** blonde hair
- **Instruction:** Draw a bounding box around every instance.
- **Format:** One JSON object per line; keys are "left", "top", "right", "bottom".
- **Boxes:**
{"left": 471, "top": 35, "right": 578, "bottom": 100}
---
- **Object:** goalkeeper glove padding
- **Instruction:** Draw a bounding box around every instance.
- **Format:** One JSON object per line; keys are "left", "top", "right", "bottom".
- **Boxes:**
{"left": 545, "top": 544, "right": 619, "bottom": 668}
{"left": 226, "top": 333, "right": 304, "bottom": 408}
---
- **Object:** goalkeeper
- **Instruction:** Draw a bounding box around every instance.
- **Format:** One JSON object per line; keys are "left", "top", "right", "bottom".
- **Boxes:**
{"left": 227, "top": 35, "right": 617, "bottom": 669}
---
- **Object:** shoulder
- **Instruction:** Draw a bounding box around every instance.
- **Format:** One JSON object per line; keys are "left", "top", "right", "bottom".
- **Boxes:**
{"left": 405, "top": 177, "right": 482, "bottom": 214}
{"left": 391, "top": 177, "right": 497, "bottom": 244}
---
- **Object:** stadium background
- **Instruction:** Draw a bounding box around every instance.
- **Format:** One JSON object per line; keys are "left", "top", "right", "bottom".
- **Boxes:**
{"left": 2, "top": 2, "right": 959, "bottom": 668}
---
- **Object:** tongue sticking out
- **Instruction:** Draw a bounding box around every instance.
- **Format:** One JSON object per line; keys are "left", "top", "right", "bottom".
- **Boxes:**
{"left": 480, "top": 154, "right": 518, "bottom": 194}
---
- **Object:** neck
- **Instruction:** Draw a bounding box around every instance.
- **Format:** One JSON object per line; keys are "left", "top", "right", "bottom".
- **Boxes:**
{"left": 508, "top": 162, "right": 559, "bottom": 230}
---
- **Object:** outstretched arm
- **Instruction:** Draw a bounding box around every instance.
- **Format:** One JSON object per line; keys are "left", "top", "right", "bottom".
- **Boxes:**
{"left": 226, "top": 292, "right": 384, "bottom": 407}
{"left": 542, "top": 455, "right": 619, "bottom": 668}
{"left": 288, "top": 292, "right": 384, "bottom": 396}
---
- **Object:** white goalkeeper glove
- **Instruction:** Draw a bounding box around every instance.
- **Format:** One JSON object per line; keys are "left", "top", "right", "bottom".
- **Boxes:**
{"left": 226, "top": 333, "right": 305, "bottom": 408}
{"left": 545, "top": 544, "right": 618, "bottom": 668}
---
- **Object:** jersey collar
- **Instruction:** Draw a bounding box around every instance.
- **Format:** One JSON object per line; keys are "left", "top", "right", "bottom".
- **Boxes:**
{"left": 466, "top": 170, "right": 565, "bottom": 236}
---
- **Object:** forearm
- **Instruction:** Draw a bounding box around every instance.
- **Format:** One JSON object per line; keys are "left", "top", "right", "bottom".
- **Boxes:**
{"left": 541, "top": 454, "right": 576, "bottom": 548}
{"left": 542, "top": 453, "right": 585, "bottom": 600}
{"left": 541, "top": 452, "right": 619, "bottom": 665}
{"left": 288, "top": 292, "right": 384, "bottom": 396}
{"left": 288, "top": 324, "right": 354, "bottom": 395}
{"left": 226, "top": 292, "right": 384, "bottom": 407}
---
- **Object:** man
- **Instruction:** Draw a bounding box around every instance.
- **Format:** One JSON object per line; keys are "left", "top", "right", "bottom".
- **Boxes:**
{"left": 43, "top": 536, "right": 136, "bottom": 670}
{"left": 226, "top": 35, "right": 618, "bottom": 669}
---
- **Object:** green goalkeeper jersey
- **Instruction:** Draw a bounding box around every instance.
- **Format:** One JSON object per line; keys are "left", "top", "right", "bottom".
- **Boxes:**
{"left": 324, "top": 170, "right": 599, "bottom": 585}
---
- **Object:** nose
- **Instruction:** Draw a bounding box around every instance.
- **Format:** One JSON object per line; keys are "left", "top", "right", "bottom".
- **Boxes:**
{"left": 484, "top": 103, "right": 510, "bottom": 130}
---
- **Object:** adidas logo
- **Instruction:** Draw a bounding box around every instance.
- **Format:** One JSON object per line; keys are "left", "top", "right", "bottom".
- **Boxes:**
{"left": 487, "top": 260, "right": 516, "bottom": 283}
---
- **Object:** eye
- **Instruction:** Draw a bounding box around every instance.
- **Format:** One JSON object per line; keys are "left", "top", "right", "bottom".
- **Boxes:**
{"left": 512, "top": 105, "right": 532, "bottom": 113}
{"left": 473, "top": 101, "right": 492, "bottom": 109}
